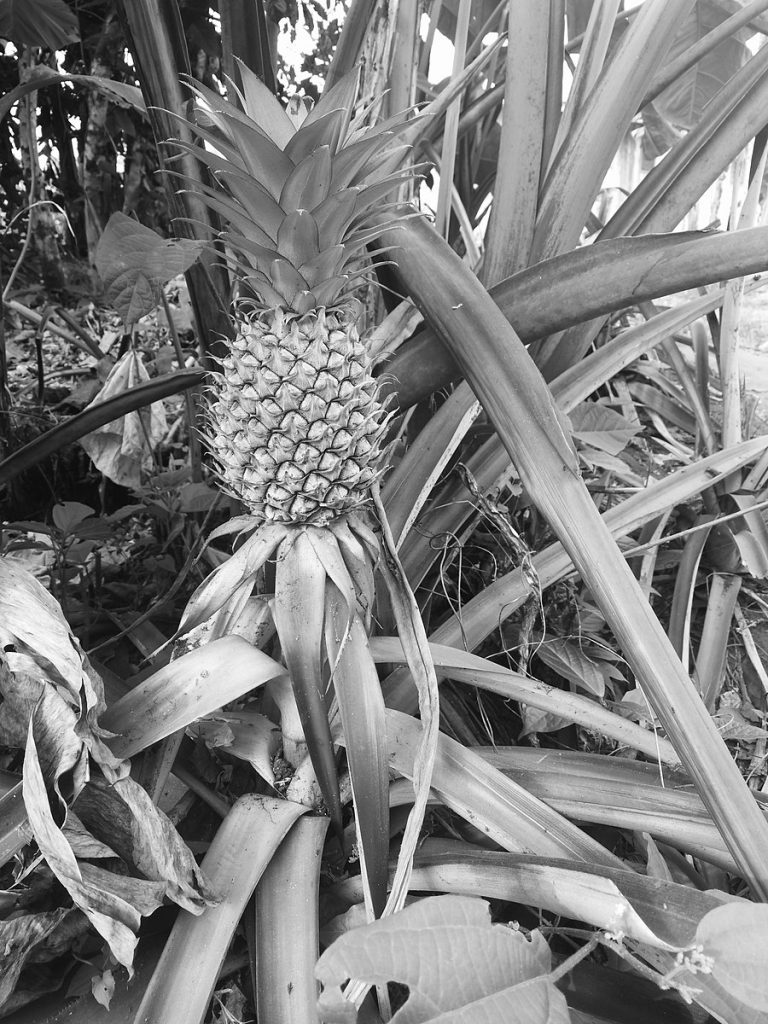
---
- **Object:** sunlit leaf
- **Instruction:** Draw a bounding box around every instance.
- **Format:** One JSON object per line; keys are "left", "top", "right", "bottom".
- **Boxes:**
{"left": 568, "top": 402, "right": 641, "bottom": 456}
{"left": 654, "top": 1, "right": 751, "bottom": 130}
{"left": 534, "top": 636, "right": 609, "bottom": 698}
{"left": 0, "top": 0, "right": 79, "bottom": 47}
{"left": 696, "top": 903, "right": 768, "bottom": 1011}
{"left": 316, "top": 895, "right": 570, "bottom": 1023}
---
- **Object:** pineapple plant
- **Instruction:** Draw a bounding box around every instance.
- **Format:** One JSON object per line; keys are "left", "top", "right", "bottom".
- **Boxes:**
{"left": 170, "top": 65, "right": 438, "bottom": 920}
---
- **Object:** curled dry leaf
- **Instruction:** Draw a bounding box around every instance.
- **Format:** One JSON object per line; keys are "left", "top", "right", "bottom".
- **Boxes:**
{"left": 190, "top": 711, "right": 281, "bottom": 787}
{"left": 0, "top": 909, "right": 69, "bottom": 1009}
{"left": 23, "top": 719, "right": 141, "bottom": 972}
{"left": 73, "top": 776, "right": 217, "bottom": 912}
{"left": 79, "top": 351, "right": 168, "bottom": 489}
{"left": 0, "top": 558, "right": 215, "bottom": 993}
{"left": 0, "top": 558, "right": 91, "bottom": 696}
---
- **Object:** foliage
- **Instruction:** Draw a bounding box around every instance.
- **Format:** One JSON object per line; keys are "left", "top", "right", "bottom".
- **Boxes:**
{"left": 3, "top": 2, "right": 768, "bottom": 1024}
{"left": 316, "top": 895, "right": 571, "bottom": 1023}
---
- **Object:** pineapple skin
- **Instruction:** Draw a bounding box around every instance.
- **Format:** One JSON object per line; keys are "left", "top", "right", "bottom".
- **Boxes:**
{"left": 208, "top": 302, "right": 389, "bottom": 526}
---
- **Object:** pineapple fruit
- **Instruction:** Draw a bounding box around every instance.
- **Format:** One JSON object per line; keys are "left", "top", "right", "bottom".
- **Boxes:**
{"left": 173, "top": 66, "right": 435, "bottom": 920}
{"left": 211, "top": 303, "right": 386, "bottom": 526}
{"left": 172, "top": 66, "right": 413, "bottom": 526}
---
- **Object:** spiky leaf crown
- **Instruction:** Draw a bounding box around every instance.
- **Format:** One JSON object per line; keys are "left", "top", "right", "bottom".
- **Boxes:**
{"left": 168, "top": 64, "right": 417, "bottom": 314}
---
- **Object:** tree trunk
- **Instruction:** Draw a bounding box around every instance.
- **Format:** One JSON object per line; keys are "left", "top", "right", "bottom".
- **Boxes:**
{"left": 17, "top": 47, "right": 64, "bottom": 291}
{"left": 45, "top": 54, "right": 86, "bottom": 257}
{"left": 81, "top": 12, "right": 123, "bottom": 262}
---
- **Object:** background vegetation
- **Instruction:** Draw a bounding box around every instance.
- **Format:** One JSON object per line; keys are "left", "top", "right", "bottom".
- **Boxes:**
{"left": 4, "top": 1, "right": 768, "bottom": 1022}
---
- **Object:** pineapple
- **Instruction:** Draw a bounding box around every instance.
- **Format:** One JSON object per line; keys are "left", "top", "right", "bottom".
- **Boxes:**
{"left": 209, "top": 302, "right": 387, "bottom": 526}
{"left": 173, "top": 66, "right": 437, "bottom": 921}
{"left": 171, "top": 66, "right": 413, "bottom": 526}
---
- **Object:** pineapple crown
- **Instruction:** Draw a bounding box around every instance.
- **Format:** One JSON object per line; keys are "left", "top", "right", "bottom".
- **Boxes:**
{"left": 166, "top": 63, "right": 418, "bottom": 315}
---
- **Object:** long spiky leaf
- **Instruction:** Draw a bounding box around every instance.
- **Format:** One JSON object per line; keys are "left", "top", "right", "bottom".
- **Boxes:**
{"left": 375, "top": 211, "right": 768, "bottom": 897}
{"left": 273, "top": 531, "right": 343, "bottom": 835}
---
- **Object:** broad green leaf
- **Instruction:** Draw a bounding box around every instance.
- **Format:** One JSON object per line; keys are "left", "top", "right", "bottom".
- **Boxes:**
{"left": 0, "top": 67, "right": 146, "bottom": 125}
{"left": 519, "top": 705, "right": 575, "bottom": 739}
{"left": 0, "top": 0, "right": 78, "bottom": 47}
{"left": 711, "top": 704, "right": 768, "bottom": 743}
{"left": 568, "top": 402, "right": 641, "bottom": 456}
{"left": 654, "top": 0, "right": 751, "bottom": 130}
{"left": 436, "top": 0, "right": 500, "bottom": 41}
{"left": 316, "top": 894, "right": 570, "bottom": 1024}
{"left": 533, "top": 637, "right": 609, "bottom": 698}
{"left": 577, "top": 445, "right": 643, "bottom": 485}
{"left": 94, "top": 213, "right": 203, "bottom": 330}
{"left": 51, "top": 502, "right": 96, "bottom": 536}
{"left": 610, "top": 43, "right": 768, "bottom": 240}
{"left": 696, "top": 903, "right": 768, "bottom": 1011}
{"left": 334, "top": 843, "right": 756, "bottom": 1021}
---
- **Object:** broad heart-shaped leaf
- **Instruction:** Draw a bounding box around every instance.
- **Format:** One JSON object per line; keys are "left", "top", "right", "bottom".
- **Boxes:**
{"left": 436, "top": 0, "right": 500, "bottom": 48}
{"left": 52, "top": 501, "right": 95, "bottom": 536}
{"left": 316, "top": 895, "right": 570, "bottom": 1024}
{"left": 94, "top": 213, "right": 203, "bottom": 330}
{"left": 0, "top": 0, "right": 79, "bottom": 47}
{"left": 696, "top": 903, "right": 768, "bottom": 1011}
{"left": 533, "top": 636, "right": 609, "bottom": 698}
{"left": 568, "top": 402, "right": 640, "bottom": 456}
{"left": 653, "top": 0, "right": 751, "bottom": 130}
